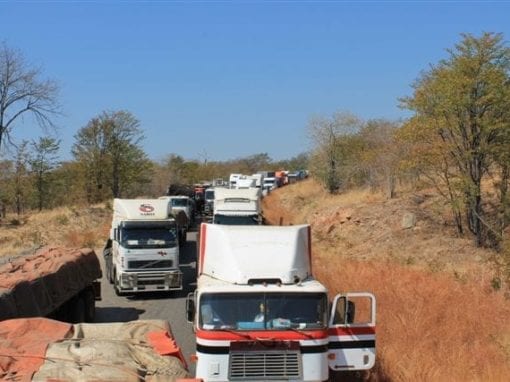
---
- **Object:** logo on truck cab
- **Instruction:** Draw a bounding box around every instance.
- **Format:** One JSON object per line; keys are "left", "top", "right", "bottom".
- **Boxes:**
{"left": 139, "top": 203, "right": 155, "bottom": 215}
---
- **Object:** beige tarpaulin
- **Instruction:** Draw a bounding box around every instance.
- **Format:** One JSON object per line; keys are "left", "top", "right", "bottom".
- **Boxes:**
{"left": 0, "top": 318, "right": 189, "bottom": 382}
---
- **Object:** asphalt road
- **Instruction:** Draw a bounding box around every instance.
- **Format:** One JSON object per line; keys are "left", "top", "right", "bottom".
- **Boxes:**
{"left": 95, "top": 230, "right": 198, "bottom": 375}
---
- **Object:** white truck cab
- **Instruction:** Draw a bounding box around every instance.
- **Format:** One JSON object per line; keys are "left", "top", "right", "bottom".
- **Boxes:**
{"left": 186, "top": 224, "right": 376, "bottom": 381}
{"left": 105, "top": 199, "right": 183, "bottom": 295}
{"left": 160, "top": 195, "right": 194, "bottom": 229}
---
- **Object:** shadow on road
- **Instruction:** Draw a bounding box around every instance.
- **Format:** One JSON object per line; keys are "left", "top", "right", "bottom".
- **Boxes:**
{"left": 95, "top": 307, "right": 146, "bottom": 322}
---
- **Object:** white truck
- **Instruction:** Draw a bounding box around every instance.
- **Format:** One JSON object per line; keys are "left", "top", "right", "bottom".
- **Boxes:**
{"left": 229, "top": 173, "right": 242, "bottom": 189}
{"left": 212, "top": 187, "right": 262, "bottom": 225}
{"left": 103, "top": 199, "right": 183, "bottom": 295}
{"left": 186, "top": 224, "right": 376, "bottom": 382}
{"left": 160, "top": 195, "right": 195, "bottom": 230}
{"left": 235, "top": 176, "right": 257, "bottom": 189}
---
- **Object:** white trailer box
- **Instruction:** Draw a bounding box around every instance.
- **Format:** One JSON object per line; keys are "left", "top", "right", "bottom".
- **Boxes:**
{"left": 213, "top": 187, "right": 261, "bottom": 225}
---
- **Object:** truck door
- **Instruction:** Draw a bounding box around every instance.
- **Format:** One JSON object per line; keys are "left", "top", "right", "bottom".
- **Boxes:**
{"left": 328, "top": 292, "right": 376, "bottom": 371}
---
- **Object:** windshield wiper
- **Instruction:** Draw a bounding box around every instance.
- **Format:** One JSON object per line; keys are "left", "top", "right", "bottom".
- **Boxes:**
{"left": 285, "top": 324, "right": 316, "bottom": 339}
{"left": 214, "top": 327, "right": 253, "bottom": 340}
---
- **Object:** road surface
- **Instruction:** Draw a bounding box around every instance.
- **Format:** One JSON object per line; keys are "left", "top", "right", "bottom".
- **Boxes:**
{"left": 95, "top": 231, "right": 198, "bottom": 375}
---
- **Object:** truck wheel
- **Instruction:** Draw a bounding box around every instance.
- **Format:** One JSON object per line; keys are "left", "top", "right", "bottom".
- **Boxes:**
{"left": 83, "top": 289, "right": 96, "bottom": 322}
{"left": 107, "top": 264, "right": 114, "bottom": 284}
{"left": 68, "top": 296, "right": 86, "bottom": 323}
{"left": 179, "top": 230, "right": 187, "bottom": 247}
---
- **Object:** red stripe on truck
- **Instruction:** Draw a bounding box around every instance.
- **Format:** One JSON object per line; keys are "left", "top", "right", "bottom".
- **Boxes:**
{"left": 196, "top": 328, "right": 328, "bottom": 341}
{"left": 199, "top": 223, "right": 207, "bottom": 275}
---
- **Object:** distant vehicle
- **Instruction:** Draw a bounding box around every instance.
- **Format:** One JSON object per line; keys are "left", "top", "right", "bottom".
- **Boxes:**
{"left": 263, "top": 176, "right": 278, "bottom": 192}
{"left": 250, "top": 173, "right": 264, "bottom": 188}
{"left": 160, "top": 195, "right": 195, "bottom": 229}
{"left": 229, "top": 173, "right": 242, "bottom": 188}
{"left": 287, "top": 172, "right": 299, "bottom": 184}
{"left": 203, "top": 188, "right": 215, "bottom": 218}
{"left": 213, "top": 187, "right": 262, "bottom": 225}
{"left": 235, "top": 176, "right": 257, "bottom": 189}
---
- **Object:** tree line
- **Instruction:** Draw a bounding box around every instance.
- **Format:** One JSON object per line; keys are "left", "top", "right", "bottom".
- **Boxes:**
{"left": 2, "top": 33, "right": 510, "bottom": 250}
{"left": 309, "top": 33, "right": 510, "bottom": 249}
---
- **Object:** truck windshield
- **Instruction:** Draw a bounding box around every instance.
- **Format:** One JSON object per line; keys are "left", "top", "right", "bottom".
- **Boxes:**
{"left": 213, "top": 215, "right": 259, "bottom": 225}
{"left": 171, "top": 199, "right": 188, "bottom": 207}
{"left": 199, "top": 292, "right": 327, "bottom": 331}
{"left": 120, "top": 227, "right": 177, "bottom": 249}
{"left": 205, "top": 190, "right": 215, "bottom": 200}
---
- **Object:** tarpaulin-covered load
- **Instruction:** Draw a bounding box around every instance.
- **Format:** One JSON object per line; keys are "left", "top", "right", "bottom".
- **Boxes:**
{"left": 0, "top": 318, "right": 190, "bottom": 381}
{"left": 0, "top": 247, "right": 101, "bottom": 321}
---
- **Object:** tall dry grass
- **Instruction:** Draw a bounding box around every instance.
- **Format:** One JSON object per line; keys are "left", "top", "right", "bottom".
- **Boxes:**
{"left": 264, "top": 179, "right": 510, "bottom": 381}
{"left": 0, "top": 205, "right": 110, "bottom": 259}
{"left": 316, "top": 258, "right": 510, "bottom": 381}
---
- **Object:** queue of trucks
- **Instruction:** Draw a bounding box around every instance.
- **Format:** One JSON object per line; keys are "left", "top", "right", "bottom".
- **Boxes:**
{"left": 0, "top": 171, "right": 376, "bottom": 381}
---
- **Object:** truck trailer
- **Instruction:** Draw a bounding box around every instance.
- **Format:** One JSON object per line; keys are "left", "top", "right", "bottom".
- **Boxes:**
{"left": 0, "top": 246, "right": 101, "bottom": 323}
{"left": 103, "top": 198, "right": 183, "bottom": 295}
{"left": 187, "top": 223, "right": 376, "bottom": 381}
{"left": 212, "top": 188, "right": 262, "bottom": 225}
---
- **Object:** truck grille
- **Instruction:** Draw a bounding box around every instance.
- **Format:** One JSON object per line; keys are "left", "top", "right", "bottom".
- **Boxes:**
{"left": 128, "top": 260, "right": 173, "bottom": 269}
{"left": 229, "top": 351, "right": 301, "bottom": 380}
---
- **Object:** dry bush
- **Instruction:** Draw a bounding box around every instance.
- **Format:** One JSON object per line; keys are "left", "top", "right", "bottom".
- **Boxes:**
{"left": 315, "top": 257, "right": 510, "bottom": 381}
{"left": 263, "top": 179, "right": 510, "bottom": 381}
{"left": 0, "top": 205, "right": 110, "bottom": 258}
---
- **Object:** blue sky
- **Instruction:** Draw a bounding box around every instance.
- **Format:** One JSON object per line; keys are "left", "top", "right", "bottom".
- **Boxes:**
{"left": 1, "top": 1, "right": 509, "bottom": 162}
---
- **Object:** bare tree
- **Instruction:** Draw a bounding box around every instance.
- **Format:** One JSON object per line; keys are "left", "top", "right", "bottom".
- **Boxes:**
{"left": 0, "top": 43, "right": 60, "bottom": 151}
{"left": 308, "top": 111, "right": 363, "bottom": 193}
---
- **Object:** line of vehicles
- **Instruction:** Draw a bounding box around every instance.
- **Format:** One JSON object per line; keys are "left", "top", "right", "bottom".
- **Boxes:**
{"left": 0, "top": 168, "right": 376, "bottom": 381}
{"left": 98, "top": 168, "right": 376, "bottom": 381}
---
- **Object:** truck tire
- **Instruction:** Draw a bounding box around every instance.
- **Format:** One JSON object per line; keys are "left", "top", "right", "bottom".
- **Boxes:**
{"left": 83, "top": 288, "right": 96, "bottom": 322}
{"left": 68, "top": 295, "right": 86, "bottom": 323}
{"left": 179, "top": 229, "right": 187, "bottom": 247}
{"left": 107, "top": 263, "right": 114, "bottom": 284}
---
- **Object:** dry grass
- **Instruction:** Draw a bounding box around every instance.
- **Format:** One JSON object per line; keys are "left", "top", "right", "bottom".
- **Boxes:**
{"left": 0, "top": 205, "right": 110, "bottom": 259}
{"left": 263, "top": 179, "right": 510, "bottom": 381}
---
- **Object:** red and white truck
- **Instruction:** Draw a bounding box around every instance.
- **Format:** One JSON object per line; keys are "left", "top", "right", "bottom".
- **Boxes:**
{"left": 186, "top": 223, "right": 376, "bottom": 381}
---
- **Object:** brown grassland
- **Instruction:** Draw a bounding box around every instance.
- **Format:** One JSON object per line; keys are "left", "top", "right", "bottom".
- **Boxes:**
{"left": 2, "top": 181, "right": 510, "bottom": 381}
{"left": 0, "top": 205, "right": 110, "bottom": 259}
{"left": 262, "top": 179, "right": 510, "bottom": 381}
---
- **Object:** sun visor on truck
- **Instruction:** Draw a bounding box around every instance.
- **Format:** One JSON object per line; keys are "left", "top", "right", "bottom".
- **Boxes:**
{"left": 199, "top": 223, "right": 312, "bottom": 284}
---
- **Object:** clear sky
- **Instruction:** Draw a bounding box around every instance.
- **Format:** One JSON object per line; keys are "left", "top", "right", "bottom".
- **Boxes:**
{"left": 1, "top": 1, "right": 509, "bottom": 162}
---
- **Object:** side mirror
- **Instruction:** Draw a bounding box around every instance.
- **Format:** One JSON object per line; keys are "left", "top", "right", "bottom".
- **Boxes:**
{"left": 114, "top": 228, "right": 119, "bottom": 241}
{"left": 186, "top": 293, "right": 195, "bottom": 323}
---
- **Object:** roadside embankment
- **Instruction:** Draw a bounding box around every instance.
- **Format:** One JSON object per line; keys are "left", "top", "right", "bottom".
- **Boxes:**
{"left": 262, "top": 179, "right": 510, "bottom": 382}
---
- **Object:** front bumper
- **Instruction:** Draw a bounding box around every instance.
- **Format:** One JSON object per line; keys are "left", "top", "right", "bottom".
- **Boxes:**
{"left": 118, "top": 270, "right": 183, "bottom": 292}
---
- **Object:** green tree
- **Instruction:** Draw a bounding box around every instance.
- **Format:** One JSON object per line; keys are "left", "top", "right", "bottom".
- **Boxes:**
{"left": 30, "top": 137, "right": 60, "bottom": 211}
{"left": 401, "top": 32, "right": 510, "bottom": 246}
{"left": 73, "top": 110, "right": 151, "bottom": 201}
